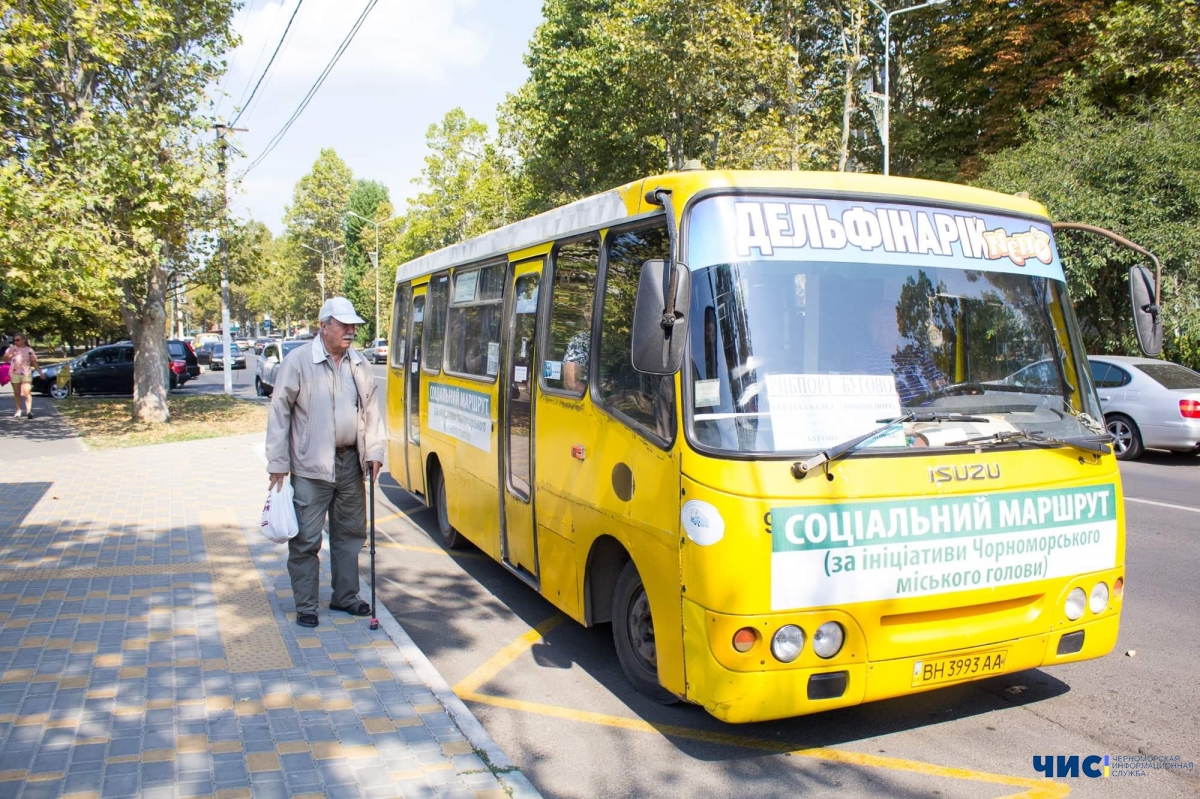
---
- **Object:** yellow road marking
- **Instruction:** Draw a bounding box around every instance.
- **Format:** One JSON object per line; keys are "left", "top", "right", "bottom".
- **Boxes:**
{"left": 453, "top": 613, "right": 568, "bottom": 696}
{"left": 372, "top": 512, "right": 405, "bottom": 525}
{"left": 372, "top": 540, "right": 490, "bottom": 562}
{"left": 456, "top": 619, "right": 1069, "bottom": 798}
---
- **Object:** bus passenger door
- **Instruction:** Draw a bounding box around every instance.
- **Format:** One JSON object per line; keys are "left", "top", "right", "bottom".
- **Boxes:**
{"left": 500, "top": 259, "right": 542, "bottom": 579}
{"left": 386, "top": 285, "right": 411, "bottom": 489}
{"left": 406, "top": 291, "right": 427, "bottom": 497}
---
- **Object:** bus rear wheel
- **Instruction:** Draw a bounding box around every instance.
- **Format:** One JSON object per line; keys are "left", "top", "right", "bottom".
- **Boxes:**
{"left": 431, "top": 467, "right": 467, "bottom": 550}
{"left": 612, "top": 560, "right": 678, "bottom": 704}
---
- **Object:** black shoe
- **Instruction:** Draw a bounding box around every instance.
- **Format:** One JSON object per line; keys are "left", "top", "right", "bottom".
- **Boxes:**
{"left": 296, "top": 613, "right": 319, "bottom": 628}
{"left": 24, "top": 412, "right": 33, "bottom": 420}
{"left": 329, "top": 600, "right": 371, "bottom": 617}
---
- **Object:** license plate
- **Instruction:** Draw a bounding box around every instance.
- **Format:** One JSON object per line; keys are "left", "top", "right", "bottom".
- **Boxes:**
{"left": 912, "top": 649, "right": 1009, "bottom": 687}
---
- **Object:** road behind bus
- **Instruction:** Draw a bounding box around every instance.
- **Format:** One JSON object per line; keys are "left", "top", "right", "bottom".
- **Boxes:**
{"left": 361, "top": 418, "right": 1199, "bottom": 799}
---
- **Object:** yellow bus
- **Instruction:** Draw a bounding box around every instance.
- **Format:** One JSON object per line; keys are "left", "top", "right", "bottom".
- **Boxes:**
{"left": 384, "top": 170, "right": 1155, "bottom": 724}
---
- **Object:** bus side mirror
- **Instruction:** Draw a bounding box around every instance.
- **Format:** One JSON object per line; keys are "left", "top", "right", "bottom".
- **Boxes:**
{"left": 631, "top": 258, "right": 690, "bottom": 375}
{"left": 1129, "top": 265, "right": 1162, "bottom": 357}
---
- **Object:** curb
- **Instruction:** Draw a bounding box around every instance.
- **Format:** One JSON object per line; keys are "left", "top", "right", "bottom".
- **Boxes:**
{"left": 367, "top": 488, "right": 543, "bottom": 799}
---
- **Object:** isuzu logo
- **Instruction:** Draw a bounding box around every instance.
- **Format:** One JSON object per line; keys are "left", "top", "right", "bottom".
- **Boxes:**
{"left": 928, "top": 464, "right": 1001, "bottom": 483}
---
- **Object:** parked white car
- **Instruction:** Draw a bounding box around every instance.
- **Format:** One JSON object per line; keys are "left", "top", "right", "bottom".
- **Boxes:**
{"left": 255, "top": 339, "right": 307, "bottom": 397}
{"left": 1088, "top": 355, "right": 1200, "bottom": 460}
{"left": 366, "top": 339, "right": 388, "bottom": 364}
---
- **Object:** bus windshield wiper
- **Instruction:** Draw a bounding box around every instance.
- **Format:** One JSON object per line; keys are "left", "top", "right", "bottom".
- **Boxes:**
{"left": 945, "top": 429, "right": 1112, "bottom": 454}
{"left": 791, "top": 412, "right": 988, "bottom": 479}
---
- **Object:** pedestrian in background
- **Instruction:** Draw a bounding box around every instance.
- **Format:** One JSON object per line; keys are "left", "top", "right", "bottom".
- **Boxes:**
{"left": 2, "top": 333, "right": 44, "bottom": 419}
{"left": 265, "top": 297, "right": 385, "bottom": 628}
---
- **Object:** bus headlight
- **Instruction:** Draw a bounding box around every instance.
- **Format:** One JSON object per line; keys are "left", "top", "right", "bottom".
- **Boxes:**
{"left": 1065, "top": 587, "right": 1087, "bottom": 621}
{"left": 1089, "top": 582, "right": 1110, "bottom": 614}
{"left": 812, "top": 622, "right": 845, "bottom": 659}
{"left": 771, "top": 625, "right": 805, "bottom": 663}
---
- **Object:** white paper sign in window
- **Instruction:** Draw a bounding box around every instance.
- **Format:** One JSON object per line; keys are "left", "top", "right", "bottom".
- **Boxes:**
{"left": 454, "top": 270, "right": 479, "bottom": 303}
{"left": 765, "top": 374, "right": 903, "bottom": 451}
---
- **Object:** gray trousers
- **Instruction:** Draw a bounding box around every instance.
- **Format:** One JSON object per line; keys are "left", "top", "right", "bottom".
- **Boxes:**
{"left": 289, "top": 448, "right": 366, "bottom": 615}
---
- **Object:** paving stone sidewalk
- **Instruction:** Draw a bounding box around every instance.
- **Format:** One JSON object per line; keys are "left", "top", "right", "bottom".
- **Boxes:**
{"left": 0, "top": 433, "right": 540, "bottom": 799}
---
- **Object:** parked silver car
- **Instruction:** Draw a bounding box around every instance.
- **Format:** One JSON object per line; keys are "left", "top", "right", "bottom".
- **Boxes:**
{"left": 366, "top": 338, "right": 388, "bottom": 364}
{"left": 255, "top": 339, "right": 307, "bottom": 397}
{"left": 1088, "top": 355, "right": 1200, "bottom": 460}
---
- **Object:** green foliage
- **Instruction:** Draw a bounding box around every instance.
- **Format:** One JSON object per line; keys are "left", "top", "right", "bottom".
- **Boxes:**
{"left": 1085, "top": 0, "right": 1200, "bottom": 108}
{"left": 0, "top": 0, "right": 238, "bottom": 422}
{"left": 502, "top": 0, "right": 836, "bottom": 204}
{"left": 282, "top": 148, "right": 354, "bottom": 311}
{"left": 343, "top": 179, "right": 392, "bottom": 343}
{"left": 976, "top": 89, "right": 1200, "bottom": 369}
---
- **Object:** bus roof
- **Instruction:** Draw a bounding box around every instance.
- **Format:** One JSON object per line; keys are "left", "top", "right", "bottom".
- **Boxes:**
{"left": 393, "top": 170, "right": 1051, "bottom": 284}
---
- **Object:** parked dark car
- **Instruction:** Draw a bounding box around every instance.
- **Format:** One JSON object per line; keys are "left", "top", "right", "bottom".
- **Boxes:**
{"left": 194, "top": 341, "right": 215, "bottom": 365}
{"left": 168, "top": 339, "right": 201, "bottom": 386}
{"left": 33, "top": 344, "right": 177, "bottom": 397}
{"left": 209, "top": 343, "right": 246, "bottom": 371}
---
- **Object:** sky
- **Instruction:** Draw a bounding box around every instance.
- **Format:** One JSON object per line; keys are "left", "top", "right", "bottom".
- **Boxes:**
{"left": 215, "top": 0, "right": 545, "bottom": 234}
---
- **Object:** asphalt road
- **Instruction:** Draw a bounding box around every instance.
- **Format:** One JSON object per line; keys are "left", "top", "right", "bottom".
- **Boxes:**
{"left": 354, "top": 363, "right": 1199, "bottom": 799}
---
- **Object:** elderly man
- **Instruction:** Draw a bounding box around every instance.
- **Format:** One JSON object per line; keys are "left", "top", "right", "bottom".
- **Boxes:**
{"left": 266, "top": 297, "right": 385, "bottom": 628}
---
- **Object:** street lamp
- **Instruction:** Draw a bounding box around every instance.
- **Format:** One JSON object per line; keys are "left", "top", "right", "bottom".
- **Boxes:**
{"left": 345, "top": 210, "right": 383, "bottom": 343}
{"left": 298, "top": 242, "right": 344, "bottom": 305}
{"left": 867, "top": 0, "right": 948, "bottom": 176}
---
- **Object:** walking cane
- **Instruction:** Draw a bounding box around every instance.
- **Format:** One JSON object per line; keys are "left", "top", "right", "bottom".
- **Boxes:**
{"left": 368, "top": 467, "right": 379, "bottom": 631}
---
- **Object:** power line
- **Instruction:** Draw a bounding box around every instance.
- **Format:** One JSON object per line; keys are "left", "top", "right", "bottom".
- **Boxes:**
{"left": 239, "top": 0, "right": 378, "bottom": 177}
{"left": 214, "top": 0, "right": 267, "bottom": 120}
{"left": 230, "top": 0, "right": 306, "bottom": 127}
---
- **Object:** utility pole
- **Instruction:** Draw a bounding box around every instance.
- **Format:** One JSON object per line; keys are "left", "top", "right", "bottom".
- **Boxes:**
{"left": 215, "top": 123, "right": 247, "bottom": 397}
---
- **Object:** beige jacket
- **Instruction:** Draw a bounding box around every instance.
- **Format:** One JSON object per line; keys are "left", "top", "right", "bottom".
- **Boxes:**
{"left": 265, "top": 338, "right": 385, "bottom": 482}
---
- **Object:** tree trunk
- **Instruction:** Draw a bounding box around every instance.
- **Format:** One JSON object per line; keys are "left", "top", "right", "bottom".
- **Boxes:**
{"left": 839, "top": 60, "right": 854, "bottom": 172}
{"left": 119, "top": 263, "right": 172, "bottom": 424}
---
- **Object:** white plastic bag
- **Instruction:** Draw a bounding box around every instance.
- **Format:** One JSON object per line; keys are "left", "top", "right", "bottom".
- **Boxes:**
{"left": 261, "top": 479, "right": 299, "bottom": 543}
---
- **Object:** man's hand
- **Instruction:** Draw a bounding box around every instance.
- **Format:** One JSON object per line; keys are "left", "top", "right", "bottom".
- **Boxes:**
{"left": 369, "top": 461, "right": 382, "bottom": 481}
{"left": 269, "top": 472, "right": 289, "bottom": 493}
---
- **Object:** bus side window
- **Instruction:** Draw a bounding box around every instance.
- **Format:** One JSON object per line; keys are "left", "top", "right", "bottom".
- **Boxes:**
{"left": 423, "top": 272, "right": 449, "bottom": 373}
{"left": 391, "top": 283, "right": 411, "bottom": 369}
{"left": 446, "top": 264, "right": 505, "bottom": 379}
{"left": 597, "top": 224, "right": 675, "bottom": 443}
{"left": 542, "top": 236, "right": 599, "bottom": 396}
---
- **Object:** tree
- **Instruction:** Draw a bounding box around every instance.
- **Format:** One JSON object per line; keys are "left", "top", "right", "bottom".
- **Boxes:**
{"left": 502, "top": 0, "right": 824, "bottom": 204}
{"left": 343, "top": 180, "right": 392, "bottom": 343}
{"left": 1084, "top": 0, "right": 1200, "bottom": 109}
{"left": 901, "top": 1, "right": 1111, "bottom": 179}
{"left": 976, "top": 89, "right": 1200, "bottom": 369}
{"left": 397, "top": 109, "right": 527, "bottom": 260}
{"left": 282, "top": 149, "right": 354, "bottom": 312}
{"left": 0, "top": 0, "right": 237, "bottom": 422}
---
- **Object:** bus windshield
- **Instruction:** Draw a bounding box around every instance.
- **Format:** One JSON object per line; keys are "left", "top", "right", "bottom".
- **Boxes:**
{"left": 684, "top": 195, "right": 1104, "bottom": 455}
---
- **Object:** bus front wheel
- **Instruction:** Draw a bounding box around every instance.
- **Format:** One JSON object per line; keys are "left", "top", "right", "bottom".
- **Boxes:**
{"left": 431, "top": 467, "right": 467, "bottom": 549}
{"left": 612, "top": 561, "right": 678, "bottom": 704}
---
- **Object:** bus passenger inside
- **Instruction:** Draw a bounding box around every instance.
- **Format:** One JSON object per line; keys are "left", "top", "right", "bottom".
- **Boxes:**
{"left": 563, "top": 299, "right": 593, "bottom": 392}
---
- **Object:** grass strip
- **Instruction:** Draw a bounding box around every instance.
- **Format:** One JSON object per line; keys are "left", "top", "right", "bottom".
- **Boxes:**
{"left": 58, "top": 394, "right": 267, "bottom": 449}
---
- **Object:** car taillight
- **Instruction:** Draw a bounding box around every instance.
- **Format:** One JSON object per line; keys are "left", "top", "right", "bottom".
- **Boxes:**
{"left": 1180, "top": 399, "right": 1200, "bottom": 419}
{"left": 171, "top": 359, "right": 185, "bottom": 373}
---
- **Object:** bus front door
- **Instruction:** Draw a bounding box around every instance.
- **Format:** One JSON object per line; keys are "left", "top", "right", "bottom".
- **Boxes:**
{"left": 406, "top": 291, "right": 426, "bottom": 497}
{"left": 499, "top": 259, "right": 542, "bottom": 579}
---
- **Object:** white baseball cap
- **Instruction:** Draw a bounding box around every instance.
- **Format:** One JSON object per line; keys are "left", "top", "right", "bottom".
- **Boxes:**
{"left": 318, "top": 297, "right": 366, "bottom": 325}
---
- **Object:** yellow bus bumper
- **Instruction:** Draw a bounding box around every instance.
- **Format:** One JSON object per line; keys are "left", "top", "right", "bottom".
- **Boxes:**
{"left": 682, "top": 598, "right": 1121, "bottom": 724}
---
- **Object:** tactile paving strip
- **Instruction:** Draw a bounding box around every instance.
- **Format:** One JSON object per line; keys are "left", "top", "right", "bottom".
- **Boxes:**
{"left": 0, "top": 563, "right": 209, "bottom": 581}
{"left": 199, "top": 509, "right": 294, "bottom": 673}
